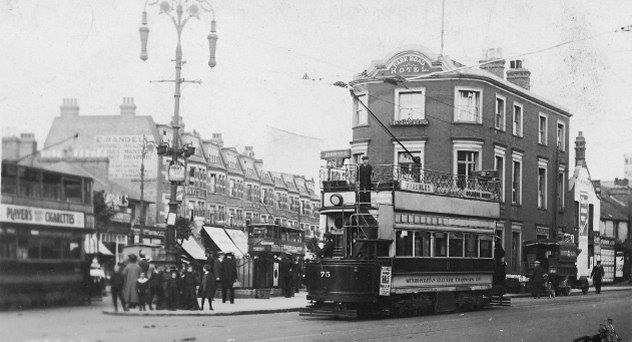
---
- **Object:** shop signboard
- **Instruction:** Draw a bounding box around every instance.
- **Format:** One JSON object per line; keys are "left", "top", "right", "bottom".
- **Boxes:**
{"left": 392, "top": 273, "right": 492, "bottom": 288}
{"left": 0, "top": 204, "right": 85, "bottom": 229}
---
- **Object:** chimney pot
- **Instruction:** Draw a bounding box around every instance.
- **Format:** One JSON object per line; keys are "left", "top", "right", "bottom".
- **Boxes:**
{"left": 120, "top": 97, "right": 136, "bottom": 116}
{"left": 575, "top": 131, "right": 586, "bottom": 167}
{"left": 479, "top": 48, "right": 505, "bottom": 79}
{"left": 506, "top": 59, "right": 531, "bottom": 90}
{"left": 60, "top": 98, "right": 80, "bottom": 117}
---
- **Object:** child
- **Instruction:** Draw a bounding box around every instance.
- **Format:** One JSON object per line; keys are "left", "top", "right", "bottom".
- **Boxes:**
{"left": 136, "top": 272, "right": 150, "bottom": 311}
{"left": 198, "top": 264, "right": 216, "bottom": 311}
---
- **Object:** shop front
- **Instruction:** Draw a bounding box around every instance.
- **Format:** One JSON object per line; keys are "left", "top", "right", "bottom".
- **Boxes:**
{"left": 247, "top": 224, "right": 304, "bottom": 292}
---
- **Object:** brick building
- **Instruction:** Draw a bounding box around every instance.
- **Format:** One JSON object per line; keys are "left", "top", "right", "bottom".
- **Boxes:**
{"left": 42, "top": 98, "right": 320, "bottom": 249}
{"left": 347, "top": 46, "right": 572, "bottom": 274}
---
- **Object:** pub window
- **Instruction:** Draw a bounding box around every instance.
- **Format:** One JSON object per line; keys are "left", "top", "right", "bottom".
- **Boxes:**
{"left": 414, "top": 231, "right": 431, "bottom": 257}
{"left": 19, "top": 167, "right": 41, "bottom": 198}
{"left": 448, "top": 233, "right": 464, "bottom": 257}
{"left": 63, "top": 177, "right": 83, "bottom": 203}
{"left": 353, "top": 93, "right": 368, "bottom": 126}
{"left": 494, "top": 95, "right": 506, "bottom": 131}
{"left": 479, "top": 235, "right": 493, "bottom": 258}
{"left": 454, "top": 88, "right": 481, "bottom": 123}
{"left": 1, "top": 163, "right": 18, "bottom": 194}
{"left": 395, "top": 230, "right": 413, "bottom": 256}
{"left": 465, "top": 233, "right": 478, "bottom": 257}
{"left": 434, "top": 232, "right": 447, "bottom": 257}
{"left": 395, "top": 88, "right": 425, "bottom": 121}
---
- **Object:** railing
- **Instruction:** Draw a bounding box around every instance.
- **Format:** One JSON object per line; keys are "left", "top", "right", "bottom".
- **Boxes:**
{"left": 320, "top": 164, "right": 501, "bottom": 202}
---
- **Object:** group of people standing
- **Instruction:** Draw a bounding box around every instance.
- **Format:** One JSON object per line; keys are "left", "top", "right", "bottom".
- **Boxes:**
{"left": 530, "top": 259, "right": 607, "bottom": 298}
{"left": 109, "top": 251, "right": 239, "bottom": 312}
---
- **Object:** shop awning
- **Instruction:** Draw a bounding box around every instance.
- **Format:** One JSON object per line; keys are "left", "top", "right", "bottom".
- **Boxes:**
{"left": 224, "top": 229, "right": 248, "bottom": 256}
{"left": 181, "top": 236, "right": 207, "bottom": 260}
{"left": 202, "top": 226, "right": 243, "bottom": 257}
{"left": 84, "top": 236, "right": 114, "bottom": 256}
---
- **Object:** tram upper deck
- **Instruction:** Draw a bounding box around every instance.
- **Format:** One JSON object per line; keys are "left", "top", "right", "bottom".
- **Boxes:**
{"left": 319, "top": 164, "right": 501, "bottom": 220}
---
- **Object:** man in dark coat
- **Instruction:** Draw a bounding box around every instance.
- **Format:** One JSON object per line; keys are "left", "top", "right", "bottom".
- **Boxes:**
{"left": 110, "top": 263, "right": 127, "bottom": 312}
{"left": 591, "top": 260, "right": 605, "bottom": 294}
{"left": 198, "top": 264, "right": 217, "bottom": 310}
{"left": 222, "top": 253, "right": 238, "bottom": 304}
{"left": 531, "top": 260, "right": 544, "bottom": 299}
{"left": 357, "top": 156, "right": 373, "bottom": 204}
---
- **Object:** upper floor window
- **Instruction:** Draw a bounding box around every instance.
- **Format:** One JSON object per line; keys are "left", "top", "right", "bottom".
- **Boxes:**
{"left": 513, "top": 103, "right": 523, "bottom": 137}
{"left": 512, "top": 152, "right": 523, "bottom": 205}
{"left": 538, "top": 162, "right": 548, "bottom": 209}
{"left": 454, "top": 87, "right": 482, "bottom": 123}
{"left": 495, "top": 95, "right": 506, "bottom": 131}
{"left": 557, "top": 168, "right": 565, "bottom": 211}
{"left": 539, "top": 113, "right": 548, "bottom": 145}
{"left": 557, "top": 121, "right": 566, "bottom": 151}
{"left": 395, "top": 88, "right": 425, "bottom": 121}
{"left": 353, "top": 93, "right": 368, "bottom": 126}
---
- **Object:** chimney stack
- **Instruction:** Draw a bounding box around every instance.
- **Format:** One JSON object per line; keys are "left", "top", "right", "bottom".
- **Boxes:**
{"left": 18, "top": 133, "right": 37, "bottom": 159}
{"left": 210, "top": 133, "right": 223, "bottom": 148}
{"left": 120, "top": 97, "right": 136, "bottom": 116}
{"left": 243, "top": 145, "right": 255, "bottom": 158}
{"left": 479, "top": 48, "right": 505, "bottom": 79}
{"left": 506, "top": 60, "right": 531, "bottom": 90}
{"left": 575, "top": 131, "right": 586, "bottom": 167}
{"left": 60, "top": 98, "right": 79, "bottom": 117}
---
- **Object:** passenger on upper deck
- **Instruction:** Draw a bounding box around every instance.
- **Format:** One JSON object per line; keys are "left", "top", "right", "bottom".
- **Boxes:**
{"left": 358, "top": 156, "right": 373, "bottom": 204}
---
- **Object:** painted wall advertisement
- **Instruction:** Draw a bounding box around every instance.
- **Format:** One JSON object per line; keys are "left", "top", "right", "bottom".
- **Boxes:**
{"left": 615, "top": 252, "right": 624, "bottom": 278}
{"left": 95, "top": 135, "right": 157, "bottom": 180}
{"left": 579, "top": 191, "right": 589, "bottom": 236}
{"left": 379, "top": 266, "right": 392, "bottom": 296}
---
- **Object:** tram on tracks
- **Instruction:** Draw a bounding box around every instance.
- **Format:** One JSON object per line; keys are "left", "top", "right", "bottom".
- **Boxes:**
{"left": 0, "top": 161, "right": 94, "bottom": 308}
{"left": 302, "top": 163, "right": 503, "bottom": 318}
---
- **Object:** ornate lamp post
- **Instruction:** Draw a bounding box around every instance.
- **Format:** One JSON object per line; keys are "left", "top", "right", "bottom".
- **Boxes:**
{"left": 139, "top": 0, "right": 218, "bottom": 263}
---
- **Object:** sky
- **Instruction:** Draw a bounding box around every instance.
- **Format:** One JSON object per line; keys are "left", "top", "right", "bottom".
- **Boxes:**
{"left": 1, "top": 0, "right": 631, "bottom": 181}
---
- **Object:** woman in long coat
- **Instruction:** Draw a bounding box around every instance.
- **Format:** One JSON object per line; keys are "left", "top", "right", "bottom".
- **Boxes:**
{"left": 122, "top": 254, "right": 142, "bottom": 307}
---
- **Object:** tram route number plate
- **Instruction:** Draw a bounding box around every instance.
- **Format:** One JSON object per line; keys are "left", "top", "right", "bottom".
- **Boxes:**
{"left": 379, "top": 266, "right": 392, "bottom": 296}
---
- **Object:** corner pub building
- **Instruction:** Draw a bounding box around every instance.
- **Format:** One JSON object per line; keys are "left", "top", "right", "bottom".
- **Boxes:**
{"left": 348, "top": 46, "right": 572, "bottom": 275}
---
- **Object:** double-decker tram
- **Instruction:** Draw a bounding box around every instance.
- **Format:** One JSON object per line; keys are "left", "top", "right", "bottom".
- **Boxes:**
{"left": 0, "top": 161, "right": 94, "bottom": 308}
{"left": 303, "top": 163, "right": 502, "bottom": 318}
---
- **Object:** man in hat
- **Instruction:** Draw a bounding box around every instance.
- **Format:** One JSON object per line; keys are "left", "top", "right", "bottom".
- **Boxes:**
{"left": 531, "top": 260, "right": 544, "bottom": 299}
{"left": 357, "top": 155, "right": 373, "bottom": 204}
{"left": 221, "top": 252, "right": 238, "bottom": 304}
{"left": 590, "top": 260, "right": 605, "bottom": 294}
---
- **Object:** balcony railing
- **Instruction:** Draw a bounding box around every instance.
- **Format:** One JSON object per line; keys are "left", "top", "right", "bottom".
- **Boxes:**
{"left": 320, "top": 164, "right": 501, "bottom": 201}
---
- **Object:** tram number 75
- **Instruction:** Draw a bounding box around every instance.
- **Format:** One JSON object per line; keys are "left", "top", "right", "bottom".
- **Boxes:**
{"left": 320, "top": 271, "right": 331, "bottom": 278}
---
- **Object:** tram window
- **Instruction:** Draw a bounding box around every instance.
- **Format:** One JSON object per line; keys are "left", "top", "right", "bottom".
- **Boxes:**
{"left": 449, "top": 233, "right": 464, "bottom": 257}
{"left": 395, "top": 231, "right": 413, "bottom": 256}
{"left": 42, "top": 172, "right": 62, "bottom": 200}
{"left": 479, "top": 235, "right": 493, "bottom": 258}
{"left": 19, "top": 167, "right": 41, "bottom": 198}
{"left": 41, "top": 238, "right": 61, "bottom": 259}
{"left": 1, "top": 163, "right": 18, "bottom": 194}
{"left": 67, "top": 239, "right": 82, "bottom": 259}
{"left": 17, "top": 236, "right": 40, "bottom": 259}
{"left": 63, "top": 177, "right": 83, "bottom": 203}
{"left": 414, "top": 231, "right": 431, "bottom": 257}
{"left": 434, "top": 233, "right": 447, "bottom": 257}
{"left": 0, "top": 234, "right": 17, "bottom": 259}
{"left": 465, "top": 233, "right": 478, "bottom": 257}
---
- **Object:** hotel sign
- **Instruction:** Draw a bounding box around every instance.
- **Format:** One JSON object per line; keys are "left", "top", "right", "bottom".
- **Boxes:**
{"left": 382, "top": 54, "right": 432, "bottom": 76}
{"left": 0, "top": 204, "right": 85, "bottom": 229}
{"left": 392, "top": 273, "right": 492, "bottom": 288}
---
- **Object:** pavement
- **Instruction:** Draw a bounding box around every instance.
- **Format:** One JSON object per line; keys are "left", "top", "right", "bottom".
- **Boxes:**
{"left": 102, "top": 284, "right": 632, "bottom": 317}
{"left": 103, "top": 292, "right": 308, "bottom": 316}
{"left": 2, "top": 286, "right": 632, "bottom": 341}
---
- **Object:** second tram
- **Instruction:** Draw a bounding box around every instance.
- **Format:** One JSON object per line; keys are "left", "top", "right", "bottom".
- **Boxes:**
{"left": 303, "top": 164, "right": 503, "bottom": 317}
